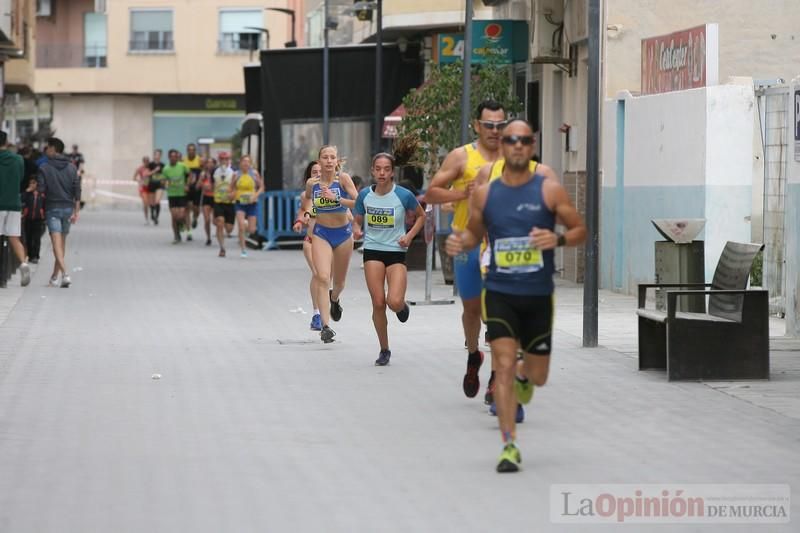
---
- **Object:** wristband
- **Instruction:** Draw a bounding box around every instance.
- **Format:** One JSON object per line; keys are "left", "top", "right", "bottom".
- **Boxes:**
{"left": 556, "top": 233, "right": 567, "bottom": 247}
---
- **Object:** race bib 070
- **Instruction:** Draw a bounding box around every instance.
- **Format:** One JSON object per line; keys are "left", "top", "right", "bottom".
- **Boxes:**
{"left": 493, "top": 236, "right": 543, "bottom": 274}
{"left": 366, "top": 207, "right": 394, "bottom": 229}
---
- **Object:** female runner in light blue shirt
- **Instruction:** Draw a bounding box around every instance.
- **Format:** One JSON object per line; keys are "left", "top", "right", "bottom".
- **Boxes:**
{"left": 353, "top": 151, "right": 426, "bottom": 366}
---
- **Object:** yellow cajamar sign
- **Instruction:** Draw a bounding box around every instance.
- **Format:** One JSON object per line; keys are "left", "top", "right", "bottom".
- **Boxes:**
{"left": 493, "top": 236, "right": 543, "bottom": 273}
{"left": 366, "top": 207, "right": 394, "bottom": 229}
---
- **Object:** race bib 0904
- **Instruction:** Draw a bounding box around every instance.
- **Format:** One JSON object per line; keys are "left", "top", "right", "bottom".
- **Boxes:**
{"left": 366, "top": 207, "right": 394, "bottom": 229}
{"left": 314, "top": 190, "right": 340, "bottom": 209}
{"left": 493, "top": 236, "right": 543, "bottom": 274}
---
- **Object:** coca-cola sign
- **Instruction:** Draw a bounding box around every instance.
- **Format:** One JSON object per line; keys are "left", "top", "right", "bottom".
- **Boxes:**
{"left": 641, "top": 24, "right": 719, "bottom": 95}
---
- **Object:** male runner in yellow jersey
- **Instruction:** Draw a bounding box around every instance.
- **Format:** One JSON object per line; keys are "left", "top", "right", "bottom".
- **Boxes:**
{"left": 182, "top": 143, "right": 203, "bottom": 239}
{"left": 424, "top": 100, "right": 506, "bottom": 400}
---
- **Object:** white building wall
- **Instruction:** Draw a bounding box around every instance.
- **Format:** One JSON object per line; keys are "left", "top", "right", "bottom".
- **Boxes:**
{"left": 52, "top": 95, "right": 154, "bottom": 206}
{"left": 601, "top": 85, "right": 756, "bottom": 292}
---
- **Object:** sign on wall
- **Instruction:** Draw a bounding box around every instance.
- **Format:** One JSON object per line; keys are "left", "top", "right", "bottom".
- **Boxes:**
{"left": 434, "top": 20, "right": 528, "bottom": 65}
{"left": 641, "top": 24, "right": 719, "bottom": 95}
{"left": 794, "top": 89, "right": 800, "bottom": 162}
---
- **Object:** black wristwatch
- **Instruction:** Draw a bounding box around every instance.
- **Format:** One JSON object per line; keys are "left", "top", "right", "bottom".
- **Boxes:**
{"left": 556, "top": 233, "right": 567, "bottom": 247}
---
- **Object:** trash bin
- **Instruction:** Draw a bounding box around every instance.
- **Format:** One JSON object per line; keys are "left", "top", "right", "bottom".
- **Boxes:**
{"left": 652, "top": 219, "right": 706, "bottom": 313}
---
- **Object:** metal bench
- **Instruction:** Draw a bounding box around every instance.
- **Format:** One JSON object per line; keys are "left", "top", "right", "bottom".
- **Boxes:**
{"left": 636, "top": 241, "right": 769, "bottom": 381}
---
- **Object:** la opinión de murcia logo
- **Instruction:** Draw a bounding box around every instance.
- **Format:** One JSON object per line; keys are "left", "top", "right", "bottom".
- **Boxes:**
{"left": 551, "top": 485, "right": 791, "bottom": 524}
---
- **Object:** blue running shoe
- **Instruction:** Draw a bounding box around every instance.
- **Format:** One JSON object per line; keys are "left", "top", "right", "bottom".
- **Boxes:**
{"left": 488, "top": 403, "right": 524, "bottom": 423}
{"left": 310, "top": 313, "right": 322, "bottom": 331}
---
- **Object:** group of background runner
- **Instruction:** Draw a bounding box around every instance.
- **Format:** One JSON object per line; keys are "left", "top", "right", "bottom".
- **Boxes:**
{"left": 134, "top": 144, "right": 263, "bottom": 257}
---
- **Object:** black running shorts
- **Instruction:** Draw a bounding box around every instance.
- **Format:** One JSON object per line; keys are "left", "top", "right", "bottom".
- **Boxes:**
{"left": 481, "top": 289, "right": 553, "bottom": 355}
{"left": 363, "top": 249, "right": 407, "bottom": 267}
{"left": 168, "top": 196, "right": 188, "bottom": 209}
{"left": 147, "top": 179, "right": 164, "bottom": 193}
{"left": 213, "top": 203, "right": 235, "bottom": 225}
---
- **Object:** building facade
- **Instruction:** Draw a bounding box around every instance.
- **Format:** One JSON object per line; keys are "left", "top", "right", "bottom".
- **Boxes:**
{"left": 3, "top": 0, "right": 303, "bottom": 202}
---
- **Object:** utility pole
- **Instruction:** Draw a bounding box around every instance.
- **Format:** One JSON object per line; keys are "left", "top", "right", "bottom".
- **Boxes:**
{"left": 323, "top": 0, "right": 330, "bottom": 144}
{"left": 583, "top": 0, "right": 601, "bottom": 347}
{"left": 373, "top": 0, "right": 383, "bottom": 155}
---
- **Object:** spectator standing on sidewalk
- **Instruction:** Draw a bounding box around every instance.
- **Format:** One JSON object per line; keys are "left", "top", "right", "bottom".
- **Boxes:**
{"left": 0, "top": 131, "right": 31, "bottom": 287}
{"left": 21, "top": 178, "right": 46, "bottom": 264}
{"left": 69, "top": 145, "right": 86, "bottom": 209}
{"left": 38, "top": 137, "right": 81, "bottom": 288}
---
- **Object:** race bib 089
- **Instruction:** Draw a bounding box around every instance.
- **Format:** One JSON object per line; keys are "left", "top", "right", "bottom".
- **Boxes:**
{"left": 493, "top": 236, "right": 543, "bottom": 274}
{"left": 366, "top": 207, "right": 394, "bottom": 229}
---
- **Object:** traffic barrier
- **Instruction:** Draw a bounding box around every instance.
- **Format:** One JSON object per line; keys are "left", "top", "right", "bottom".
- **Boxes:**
{"left": 257, "top": 190, "right": 305, "bottom": 250}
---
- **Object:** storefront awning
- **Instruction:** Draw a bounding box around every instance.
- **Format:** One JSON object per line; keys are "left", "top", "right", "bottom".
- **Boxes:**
{"left": 381, "top": 104, "right": 405, "bottom": 139}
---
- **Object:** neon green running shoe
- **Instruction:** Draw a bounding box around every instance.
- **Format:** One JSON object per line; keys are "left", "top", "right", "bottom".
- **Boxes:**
{"left": 514, "top": 377, "right": 534, "bottom": 405}
{"left": 496, "top": 443, "right": 522, "bottom": 473}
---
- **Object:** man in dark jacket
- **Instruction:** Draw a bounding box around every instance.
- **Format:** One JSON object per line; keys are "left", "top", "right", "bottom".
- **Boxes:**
{"left": 38, "top": 137, "right": 81, "bottom": 288}
{"left": 0, "top": 131, "right": 31, "bottom": 286}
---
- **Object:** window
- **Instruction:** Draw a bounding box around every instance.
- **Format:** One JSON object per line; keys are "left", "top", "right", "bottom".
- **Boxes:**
{"left": 36, "top": 0, "right": 52, "bottom": 17}
{"left": 84, "top": 13, "right": 107, "bottom": 67}
{"left": 130, "top": 9, "right": 173, "bottom": 52}
{"left": 219, "top": 9, "right": 263, "bottom": 53}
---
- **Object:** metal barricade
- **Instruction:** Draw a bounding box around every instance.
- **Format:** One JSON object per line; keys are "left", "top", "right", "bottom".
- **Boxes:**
{"left": 257, "top": 189, "right": 305, "bottom": 250}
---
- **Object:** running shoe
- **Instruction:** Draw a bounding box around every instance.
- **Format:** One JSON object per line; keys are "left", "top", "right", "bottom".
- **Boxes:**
{"left": 462, "top": 350, "right": 483, "bottom": 398}
{"left": 60, "top": 275, "right": 72, "bottom": 288}
{"left": 375, "top": 350, "right": 391, "bottom": 366}
{"left": 219, "top": 249, "right": 226, "bottom": 258}
{"left": 395, "top": 303, "right": 410, "bottom": 323}
{"left": 186, "top": 233, "right": 193, "bottom": 242}
{"left": 205, "top": 239, "right": 212, "bottom": 246}
{"left": 320, "top": 325, "right": 336, "bottom": 343}
{"left": 487, "top": 403, "right": 525, "bottom": 423}
{"left": 19, "top": 263, "right": 30, "bottom": 287}
{"left": 496, "top": 443, "right": 522, "bottom": 473}
{"left": 484, "top": 372, "right": 496, "bottom": 405}
{"left": 514, "top": 376, "right": 534, "bottom": 405}
{"left": 329, "top": 290, "right": 343, "bottom": 322}
{"left": 240, "top": 250, "right": 248, "bottom": 258}
{"left": 309, "top": 313, "right": 322, "bottom": 331}
{"left": 49, "top": 277, "right": 60, "bottom": 288}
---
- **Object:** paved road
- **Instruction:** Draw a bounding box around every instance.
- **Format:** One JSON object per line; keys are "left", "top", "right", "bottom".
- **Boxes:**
{"left": 0, "top": 210, "right": 797, "bottom": 532}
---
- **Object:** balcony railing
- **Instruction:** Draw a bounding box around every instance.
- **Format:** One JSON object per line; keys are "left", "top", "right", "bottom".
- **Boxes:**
{"left": 36, "top": 43, "right": 107, "bottom": 68}
{"left": 218, "top": 35, "right": 264, "bottom": 54}
{"left": 129, "top": 39, "right": 174, "bottom": 53}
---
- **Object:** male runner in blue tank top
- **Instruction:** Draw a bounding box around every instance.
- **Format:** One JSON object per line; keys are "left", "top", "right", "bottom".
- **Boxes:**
{"left": 446, "top": 119, "right": 586, "bottom": 473}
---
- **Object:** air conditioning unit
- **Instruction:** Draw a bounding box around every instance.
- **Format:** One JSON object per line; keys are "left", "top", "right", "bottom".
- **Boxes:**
{"left": 94, "top": 0, "right": 107, "bottom": 13}
{"left": 36, "top": 0, "right": 53, "bottom": 17}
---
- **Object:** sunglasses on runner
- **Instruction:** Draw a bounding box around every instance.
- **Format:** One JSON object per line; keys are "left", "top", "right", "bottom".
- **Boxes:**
{"left": 501, "top": 135, "right": 536, "bottom": 146}
{"left": 478, "top": 120, "right": 508, "bottom": 131}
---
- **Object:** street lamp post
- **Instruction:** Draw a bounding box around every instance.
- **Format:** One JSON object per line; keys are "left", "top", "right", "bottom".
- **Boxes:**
{"left": 460, "top": 0, "right": 474, "bottom": 145}
{"left": 265, "top": 7, "right": 297, "bottom": 48}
